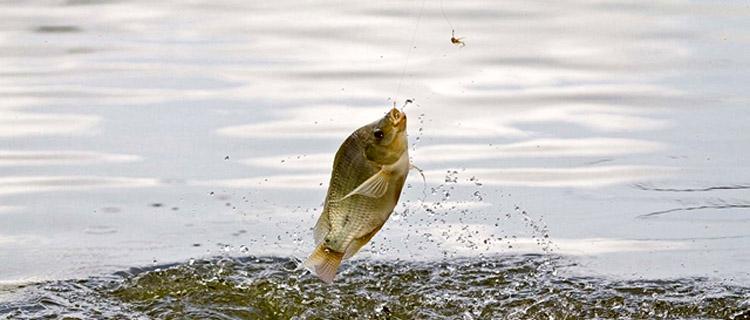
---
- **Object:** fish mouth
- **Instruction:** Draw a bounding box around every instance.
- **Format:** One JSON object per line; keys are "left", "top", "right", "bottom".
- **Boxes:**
{"left": 388, "top": 108, "right": 406, "bottom": 131}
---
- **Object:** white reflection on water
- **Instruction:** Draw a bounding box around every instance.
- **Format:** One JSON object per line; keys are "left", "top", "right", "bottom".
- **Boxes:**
{"left": 0, "top": 110, "right": 99, "bottom": 137}
{"left": 0, "top": 206, "right": 23, "bottom": 215}
{"left": 192, "top": 174, "right": 328, "bottom": 190}
{"left": 241, "top": 153, "right": 333, "bottom": 171}
{"left": 217, "top": 104, "right": 670, "bottom": 140}
{"left": 221, "top": 165, "right": 671, "bottom": 189}
{"left": 441, "top": 235, "right": 689, "bottom": 256}
{"left": 415, "top": 138, "right": 663, "bottom": 162}
{"left": 217, "top": 105, "right": 384, "bottom": 139}
{"left": 502, "top": 104, "right": 670, "bottom": 132}
{"left": 0, "top": 235, "right": 23, "bottom": 246}
{"left": 403, "top": 201, "right": 493, "bottom": 211}
{"left": 243, "top": 138, "right": 663, "bottom": 170}
{"left": 0, "top": 176, "right": 159, "bottom": 195}
{"left": 426, "top": 166, "right": 675, "bottom": 188}
{"left": 0, "top": 150, "right": 141, "bottom": 166}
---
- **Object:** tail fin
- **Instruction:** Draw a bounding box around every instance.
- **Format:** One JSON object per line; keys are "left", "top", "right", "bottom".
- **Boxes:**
{"left": 304, "top": 245, "right": 344, "bottom": 284}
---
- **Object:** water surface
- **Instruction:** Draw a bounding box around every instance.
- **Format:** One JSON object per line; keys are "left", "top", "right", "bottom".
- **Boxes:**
{"left": 1, "top": 0, "right": 749, "bottom": 317}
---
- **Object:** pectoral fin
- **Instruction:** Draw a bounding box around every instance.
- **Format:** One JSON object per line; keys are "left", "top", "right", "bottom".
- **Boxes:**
{"left": 332, "top": 170, "right": 389, "bottom": 202}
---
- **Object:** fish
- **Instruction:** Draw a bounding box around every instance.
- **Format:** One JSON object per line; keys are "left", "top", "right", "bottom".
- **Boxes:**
{"left": 304, "top": 107, "right": 410, "bottom": 283}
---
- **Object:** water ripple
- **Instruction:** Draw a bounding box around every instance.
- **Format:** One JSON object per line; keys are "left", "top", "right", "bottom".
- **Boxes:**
{"left": 638, "top": 203, "right": 750, "bottom": 219}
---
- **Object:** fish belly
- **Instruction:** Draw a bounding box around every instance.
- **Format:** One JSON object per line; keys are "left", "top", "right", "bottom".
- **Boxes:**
{"left": 326, "top": 195, "right": 393, "bottom": 253}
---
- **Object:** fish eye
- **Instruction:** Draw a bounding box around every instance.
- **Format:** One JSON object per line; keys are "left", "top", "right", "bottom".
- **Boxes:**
{"left": 373, "top": 128, "right": 384, "bottom": 139}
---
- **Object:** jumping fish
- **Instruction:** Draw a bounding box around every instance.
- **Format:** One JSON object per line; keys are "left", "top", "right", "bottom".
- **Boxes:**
{"left": 304, "top": 108, "right": 409, "bottom": 283}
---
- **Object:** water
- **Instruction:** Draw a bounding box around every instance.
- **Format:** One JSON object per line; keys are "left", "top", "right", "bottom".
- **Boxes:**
{"left": 3, "top": 256, "right": 750, "bottom": 319}
{"left": 2, "top": 0, "right": 750, "bottom": 318}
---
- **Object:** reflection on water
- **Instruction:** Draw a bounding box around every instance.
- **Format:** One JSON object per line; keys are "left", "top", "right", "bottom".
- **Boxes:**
{"left": 1, "top": 0, "right": 750, "bottom": 313}
{"left": 0, "top": 150, "right": 140, "bottom": 166}
{"left": 0, "top": 176, "right": 159, "bottom": 196}
{"left": 425, "top": 166, "right": 675, "bottom": 188}
{"left": 0, "top": 110, "right": 99, "bottom": 137}
{"left": 240, "top": 138, "right": 663, "bottom": 170}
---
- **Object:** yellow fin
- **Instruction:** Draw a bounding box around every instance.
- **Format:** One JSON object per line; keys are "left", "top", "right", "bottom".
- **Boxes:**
{"left": 343, "top": 226, "right": 383, "bottom": 259}
{"left": 332, "top": 170, "right": 389, "bottom": 202}
{"left": 304, "top": 245, "right": 344, "bottom": 284}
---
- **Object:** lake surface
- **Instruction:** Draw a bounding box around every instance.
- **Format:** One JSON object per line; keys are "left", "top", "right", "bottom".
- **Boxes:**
{"left": 1, "top": 0, "right": 749, "bottom": 318}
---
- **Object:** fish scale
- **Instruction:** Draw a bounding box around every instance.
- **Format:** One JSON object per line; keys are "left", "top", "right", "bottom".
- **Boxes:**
{"left": 324, "top": 130, "right": 383, "bottom": 248}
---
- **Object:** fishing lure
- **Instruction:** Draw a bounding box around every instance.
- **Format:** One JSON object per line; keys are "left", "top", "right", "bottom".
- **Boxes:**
{"left": 451, "top": 29, "right": 465, "bottom": 47}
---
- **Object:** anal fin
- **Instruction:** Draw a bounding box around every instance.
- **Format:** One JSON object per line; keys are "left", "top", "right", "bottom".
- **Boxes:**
{"left": 343, "top": 226, "right": 383, "bottom": 259}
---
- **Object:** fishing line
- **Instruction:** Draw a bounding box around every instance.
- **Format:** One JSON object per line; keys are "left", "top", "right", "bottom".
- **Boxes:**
{"left": 440, "top": 0, "right": 453, "bottom": 32}
{"left": 394, "top": 0, "right": 427, "bottom": 103}
{"left": 392, "top": 1, "right": 437, "bottom": 205}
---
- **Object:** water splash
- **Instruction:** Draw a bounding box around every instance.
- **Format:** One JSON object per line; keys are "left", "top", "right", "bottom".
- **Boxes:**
{"left": 2, "top": 256, "right": 748, "bottom": 319}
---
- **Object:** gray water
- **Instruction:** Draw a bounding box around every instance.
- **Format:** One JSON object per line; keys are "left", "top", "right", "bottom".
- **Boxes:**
{"left": 1, "top": 0, "right": 749, "bottom": 318}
